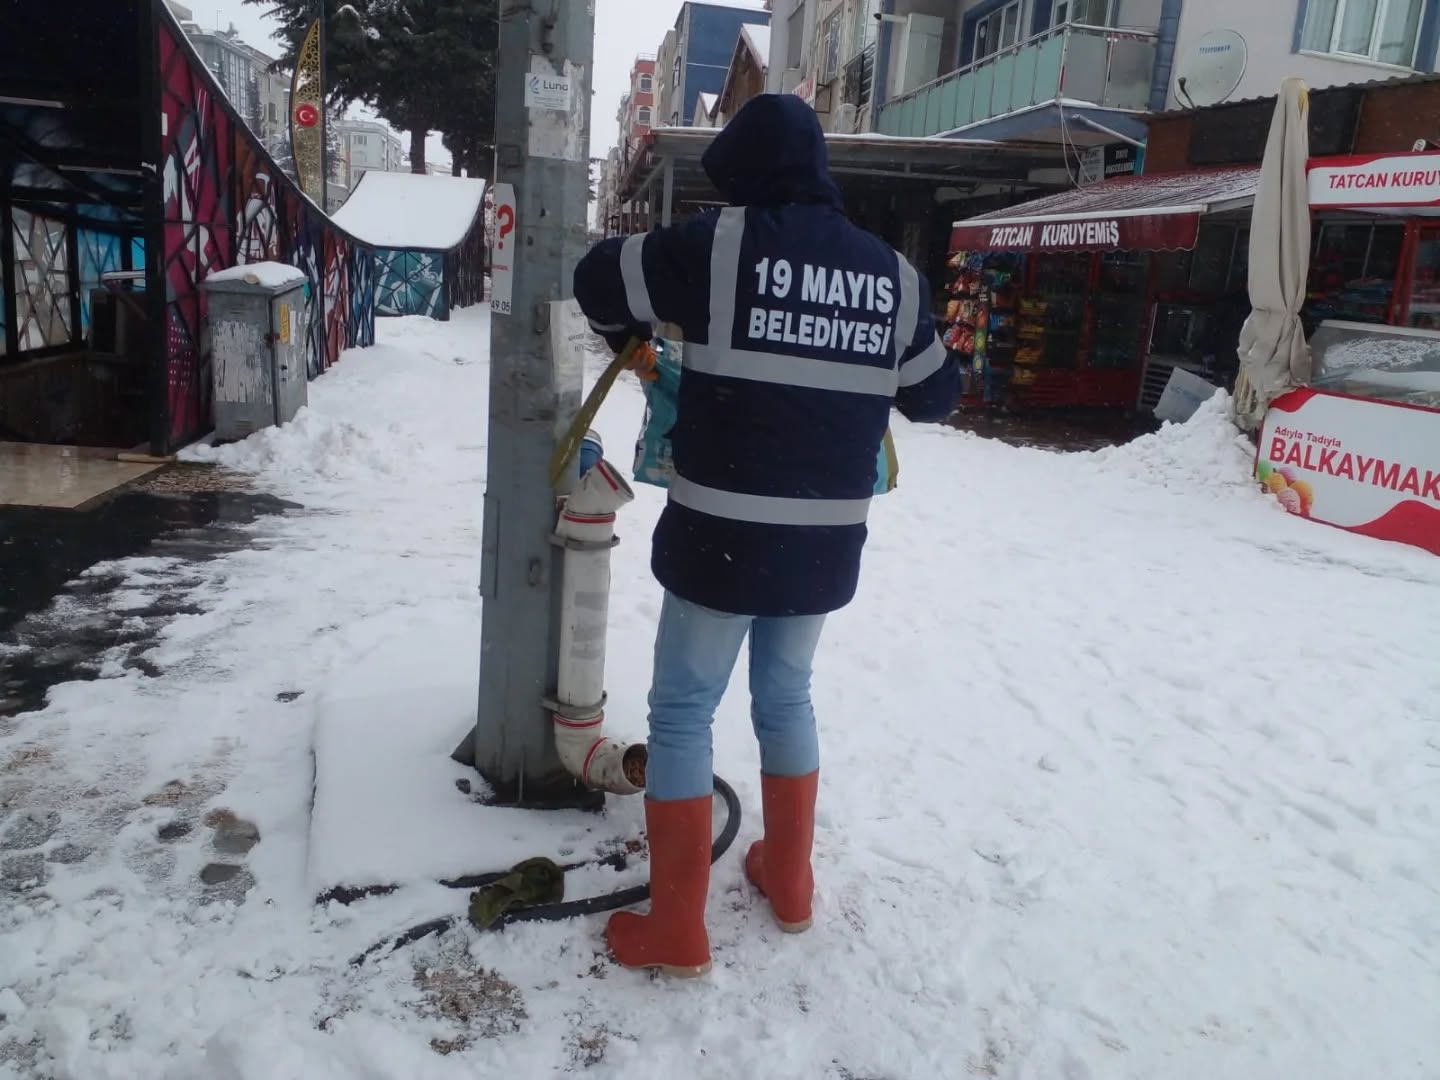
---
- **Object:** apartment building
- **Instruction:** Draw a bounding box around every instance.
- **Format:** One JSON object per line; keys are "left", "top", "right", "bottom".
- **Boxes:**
{"left": 332, "top": 118, "right": 404, "bottom": 192}
{"left": 767, "top": 0, "right": 1440, "bottom": 145}
{"left": 660, "top": 2, "right": 772, "bottom": 126}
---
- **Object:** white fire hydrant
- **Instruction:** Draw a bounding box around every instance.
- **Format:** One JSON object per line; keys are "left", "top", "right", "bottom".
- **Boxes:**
{"left": 548, "top": 454, "right": 645, "bottom": 795}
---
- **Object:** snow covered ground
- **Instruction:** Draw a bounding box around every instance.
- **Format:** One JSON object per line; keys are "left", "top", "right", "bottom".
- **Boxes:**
{"left": 2, "top": 307, "right": 1438, "bottom": 1079}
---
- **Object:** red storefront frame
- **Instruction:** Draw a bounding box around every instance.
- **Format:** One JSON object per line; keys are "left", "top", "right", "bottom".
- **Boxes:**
{"left": 1306, "top": 151, "right": 1440, "bottom": 328}
{"left": 949, "top": 168, "right": 1261, "bottom": 410}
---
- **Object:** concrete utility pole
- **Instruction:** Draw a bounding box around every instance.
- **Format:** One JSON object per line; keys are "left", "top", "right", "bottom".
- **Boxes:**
{"left": 454, "top": 1, "right": 596, "bottom": 807}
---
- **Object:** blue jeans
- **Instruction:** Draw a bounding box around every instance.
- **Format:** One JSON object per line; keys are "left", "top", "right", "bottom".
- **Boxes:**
{"left": 646, "top": 592, "right": 826, "bottom": 801}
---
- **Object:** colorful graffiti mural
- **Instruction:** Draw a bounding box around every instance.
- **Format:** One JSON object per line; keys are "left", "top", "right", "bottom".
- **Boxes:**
{"left": 10, "top": 209, "right": 73, "bottom": 351}
{"left": 447, "top": 223, "right": 488, "bottom": 315}
{"left": 374, "top": 248, "right": 446, "bottom": 319}
{"left": 156, "top": 11, "right": 374, "bottom": 448}
{"left": 77, "top": 229, "right": 125, "bottom": 334}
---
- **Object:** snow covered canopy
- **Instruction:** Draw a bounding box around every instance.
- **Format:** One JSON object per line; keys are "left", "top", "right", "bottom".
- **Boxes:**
{"left": 332, "top": 172, "right": 488, "bottom": 320}
{"left": 332, "top": 172, "right": 487, "bottom": 252}
{"left": 741, "top": 24, "right": 771, "bottom": 66}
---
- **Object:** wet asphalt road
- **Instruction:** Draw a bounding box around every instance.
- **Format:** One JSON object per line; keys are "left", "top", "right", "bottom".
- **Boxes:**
{"left": 0, "top": 488, "right": 293, "bottom": 718}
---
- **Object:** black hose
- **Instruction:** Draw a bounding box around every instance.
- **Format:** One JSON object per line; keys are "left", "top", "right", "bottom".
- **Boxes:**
{"left": 350, "top": 775, "right": 742, "bottom": 967}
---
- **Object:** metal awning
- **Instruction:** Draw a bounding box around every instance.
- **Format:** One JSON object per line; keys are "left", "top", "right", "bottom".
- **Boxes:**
{"left": 619, "top": 126, "right": 1065, "bottom": 225}
{"left": 950, "top": 166, "right": 1261, "bottom": 253}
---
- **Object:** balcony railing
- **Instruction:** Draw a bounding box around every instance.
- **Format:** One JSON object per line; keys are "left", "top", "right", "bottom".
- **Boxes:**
{"left": 876, "top": 23, "right": 1158, "bottom": 138}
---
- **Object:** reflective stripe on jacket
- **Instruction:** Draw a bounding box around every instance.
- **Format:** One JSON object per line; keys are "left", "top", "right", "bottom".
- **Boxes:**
{"left": 574, "top": 95, "right": 959, "bottom": 616}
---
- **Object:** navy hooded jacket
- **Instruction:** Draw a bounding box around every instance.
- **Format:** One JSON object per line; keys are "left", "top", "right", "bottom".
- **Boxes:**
{"left": 573, "top": 94, "right": 959, "bottom": 617}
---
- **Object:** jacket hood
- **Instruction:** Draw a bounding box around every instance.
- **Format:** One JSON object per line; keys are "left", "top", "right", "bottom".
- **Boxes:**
{"left": 701, "top": 94, "right": 843, "bottom": 208}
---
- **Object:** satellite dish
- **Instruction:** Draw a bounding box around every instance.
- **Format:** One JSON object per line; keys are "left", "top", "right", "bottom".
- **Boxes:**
{"left": 1174, "top": 29, "right": 1247, "bottom": 109}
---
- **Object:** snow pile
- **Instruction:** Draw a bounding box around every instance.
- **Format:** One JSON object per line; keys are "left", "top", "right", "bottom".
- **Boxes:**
{"left": 184, "top": 407, "right": 408, "bottom": 485}
{"left": 205, "top": 262, "right": 307, "bottom": 289}
{"left": 1084, "top": 390, "right": 1259, "bottom": 495}
{"left": 306, "top": 619, "right": 646, "bottom": 893}
{"left": 741, "top": 24, "right": 770, "bottom": 65}
{"left": 180, "top": 315, "right": 485, "bottom": 499}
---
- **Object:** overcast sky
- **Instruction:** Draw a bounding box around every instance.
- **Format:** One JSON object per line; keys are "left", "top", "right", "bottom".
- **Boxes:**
{"left": 190, "top": 0, "right": 710, "bottom": 167}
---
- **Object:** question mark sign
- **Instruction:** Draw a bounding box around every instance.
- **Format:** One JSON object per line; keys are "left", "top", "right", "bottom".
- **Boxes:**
{"left": 495, "top": 204, "right": 515, "bottom": 251}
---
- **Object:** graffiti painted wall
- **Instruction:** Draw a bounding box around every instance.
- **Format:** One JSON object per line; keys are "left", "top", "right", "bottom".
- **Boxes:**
{"left": 10, "top": 210, "right": 73, "bottom": 351}
{"left": 156, "top": 11, "right": 374, "bottom": 449}
{"left": 77, "top": 229, "right": 125, "bottom": 335}
{"left": 374, "top": 248, "right": 447, "bottom": 319}
{"left": 446, "top": 222, "right": 487, "bottom": 315}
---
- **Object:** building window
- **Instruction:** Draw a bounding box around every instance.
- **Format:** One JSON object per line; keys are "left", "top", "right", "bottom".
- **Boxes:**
{"left": 851, "top": 0, "right": 877, "bottom": 52}
{"left": 842, "top": 42, "right": 877, "bottom": 108}
{"left": 786, "top": 2, "right": 806, "bottom": 69}
{"left": 973, "top": 0, "right": 1027, "bottom": 61}
{"left": 639, "top": 73, "right": 653, "bottom": 93}
{"left": 821, "top": 9, "right": 843, "bottom": 82}
{"left": 267, "top": 102, "right": 278, "bottom": 122}
{"left": 354, "top": 134, "right": 368, "bottom": 145}
{"left": 1052, "top": 0, "right": 1113, "bottom": 26}
{"left": 1301, "top": 0, "right": 1424, "bottom": 67}
{"left": 637, "top": 106, "right": 652, "bottom": 126}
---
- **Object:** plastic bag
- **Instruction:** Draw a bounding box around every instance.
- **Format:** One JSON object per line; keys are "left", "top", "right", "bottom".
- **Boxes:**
{"left": 632, "top": 339, "right": 684, "bottom": 487}
{"left": 633, "top": 338, "right": 898, "bottom": 496}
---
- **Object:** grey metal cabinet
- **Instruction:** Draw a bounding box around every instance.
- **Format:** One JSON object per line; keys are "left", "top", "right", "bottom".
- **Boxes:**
{"left": 203, "top": 265, "right": 309, "bottom": 442}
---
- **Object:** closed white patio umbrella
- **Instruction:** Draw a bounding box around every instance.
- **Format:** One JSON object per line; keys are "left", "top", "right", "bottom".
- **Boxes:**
{"left": 1234, "top": 77, "right": 1312, "bottom": 431}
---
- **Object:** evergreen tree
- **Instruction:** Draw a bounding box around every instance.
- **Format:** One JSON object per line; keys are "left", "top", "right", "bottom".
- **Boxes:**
{"left": 247, "top": 0, "right": 497, "bottom": 176}
{"left": 433, "top": 0, "right": 498, "bottom": 179}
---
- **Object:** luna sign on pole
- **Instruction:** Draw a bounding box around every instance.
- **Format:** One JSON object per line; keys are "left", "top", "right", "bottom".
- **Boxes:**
{"left": 289, "top": 20, "right": 324, "bottom": 200}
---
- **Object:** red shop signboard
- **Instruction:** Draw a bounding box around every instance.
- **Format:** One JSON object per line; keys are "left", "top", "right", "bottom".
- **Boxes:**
{"left": 1258, "top": 388, "right": 1440, "bottom": 557}
{"left": 949, "top": 210, "right": 1202, "bottom": 254}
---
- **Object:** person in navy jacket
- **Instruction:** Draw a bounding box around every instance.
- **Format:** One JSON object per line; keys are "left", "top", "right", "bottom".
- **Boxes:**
{"left": 573, "top": 94, "right": 959, "bottom": 977}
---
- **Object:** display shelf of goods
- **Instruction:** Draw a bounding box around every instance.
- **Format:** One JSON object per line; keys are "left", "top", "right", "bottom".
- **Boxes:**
{"left": 1038, "top": 295, "right": 1084, "bottom": 368}
{"left": 1091, "top": 297, "right": 1146, "bottom": 369}
{"left": 1099, "top": 252, "right": 1147, "bottom": 294}
{"left": 1034, "top": 258, "right": 1089, "bottom": 299}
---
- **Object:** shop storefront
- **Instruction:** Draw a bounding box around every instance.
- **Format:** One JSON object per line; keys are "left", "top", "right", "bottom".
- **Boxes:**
{"left": 946, "top": 168, "right": 1259, "bottom": 411}
{"left": 1307, "top": 151, "right": 1440, "bottom": 329}
{"left": 945, "top": 148, "right": 1440, "bottom": 420}
{"left": 1267, "top": 149, "right": 1440, "bottom": 555}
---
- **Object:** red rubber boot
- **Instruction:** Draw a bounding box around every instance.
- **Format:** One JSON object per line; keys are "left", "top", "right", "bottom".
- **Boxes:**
{"left": 745, "top": 771, "right": 819, "bottom": 933}
{"left": 607, "top": 796, "right": 713, "bottom": 977}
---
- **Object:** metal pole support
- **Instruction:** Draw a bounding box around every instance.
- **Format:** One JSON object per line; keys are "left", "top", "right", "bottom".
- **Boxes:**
{"left": 457, "top": 0, "right": 599, "bottom": 810}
